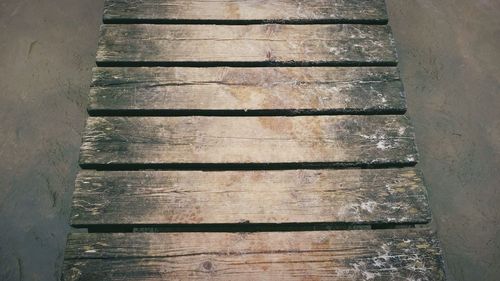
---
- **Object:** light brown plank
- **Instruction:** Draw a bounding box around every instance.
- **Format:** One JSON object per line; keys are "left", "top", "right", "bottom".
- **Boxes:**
{"left": 96, "top": 24, "right": 397, "bottom": 65}
{"left": 89, "top": 67, "right": 405, "bottom": 114}
{"left": 79, "top": 116, "right": 418, "bottom": 166}
{"left": 71, "top": 168, "right": 430, "bottom": 225}
{"left": 103, "top": 0, "right": 388, "bottom": 22}
{"left": 63, "top": 229, "right": 445, "bottom": 280}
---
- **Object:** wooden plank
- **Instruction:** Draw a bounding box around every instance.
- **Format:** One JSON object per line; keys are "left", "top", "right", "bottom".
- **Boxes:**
{"left": 89, "top": 67, "right": 406, "bottom": 114}
{"left": 79, "top": 116, "right": 418, "bottom": 166}
{"left": 63, "top": 229, "right": 445, "bottom": 280}
{"left": 103, "top": 0, "right": 388, "bottom": 23}
{"left": 96, "top": 24, "right": 397, "bottom": 65}
{"left": 71, "top": 168, "right": 430, "bottom": 225}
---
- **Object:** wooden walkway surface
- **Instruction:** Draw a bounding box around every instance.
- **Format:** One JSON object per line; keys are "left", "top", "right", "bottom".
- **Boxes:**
{"left": 63, "top": 0, "right": 445, "bottom": 280}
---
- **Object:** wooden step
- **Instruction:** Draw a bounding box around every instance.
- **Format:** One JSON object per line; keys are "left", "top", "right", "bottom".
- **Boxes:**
{"left": 63, "top": 229, "right": 445, "bottom": 281}
{"left": 103, "top": 0, "right": 388, "bottom": 23}
{"left": 79, "top": 115, "right": 417, "bottom": 167}
{"left": 89, "top": 67, "right": 406, "bottom": 114}
{"left": 71, "top": 168, "right": 430, "bottom": 226}
{"left": 96, "top": 24, "right": 397, "bottom": 65}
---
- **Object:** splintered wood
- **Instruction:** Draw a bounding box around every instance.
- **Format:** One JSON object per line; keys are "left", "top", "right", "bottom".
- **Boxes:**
{"left": 63, "top": 0, "right": 445, "bottom": 280}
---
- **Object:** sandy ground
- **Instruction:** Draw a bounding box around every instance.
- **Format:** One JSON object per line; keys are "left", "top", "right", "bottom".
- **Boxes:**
{"left": 0, "top": 1, "right": 104, "bottom": 280}
{"left": 386, "top": 1, "right": 500, "bottom": 280}
{"left": 0, "top": 0, "right": 498, "bottom": 280}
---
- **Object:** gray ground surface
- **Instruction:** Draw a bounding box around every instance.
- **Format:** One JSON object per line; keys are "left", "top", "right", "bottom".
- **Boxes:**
{"left": 386, "top": 1, "right": 500, "bottom": 280}
{"left": 0, "top": 1, "right": 104, "bottom": 280}
{"left": 0, "top": 1, "right": 498, "bottom": 280}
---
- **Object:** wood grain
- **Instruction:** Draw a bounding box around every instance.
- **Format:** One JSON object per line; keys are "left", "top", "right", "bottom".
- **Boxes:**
{"left": 63, "top": 229, "right": 445, "bottom": 280}
{"left": 96, "top": 24, "right": 397, "bottom": 65}
{"left": 103, "top": 0, "right": 388, "bottom": 23}
{"left": 79, "top": 116, "right": 418, "bottom": 166}
{"left": 71, "top": 168, "right": 429, "bottom": 225}
{"left": 89, "top": 67, "right": 405, "bottom": 114}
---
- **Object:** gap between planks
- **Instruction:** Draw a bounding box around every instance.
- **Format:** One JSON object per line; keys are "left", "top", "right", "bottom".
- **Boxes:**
{"left": 102, "top": 19, "right": 390, "bottom": 25}
{"left": 75, "top": 223, "right": 421, "bottom": 234}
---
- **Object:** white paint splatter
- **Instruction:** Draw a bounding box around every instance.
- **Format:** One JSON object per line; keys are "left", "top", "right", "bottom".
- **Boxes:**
{"left": 361, "top": 201, "right": 378, "bottom": 213}
{"left": 362, "top": 271, "right": 378, "bottom": 280}
{"left": 377, "top": 140, "right": 390, "bottom": 150}
{"left": 398, "top": 127, "right": 406, "bottom": 135}
{"left": 407, "top": 156, "right": 416, "bottom": 162}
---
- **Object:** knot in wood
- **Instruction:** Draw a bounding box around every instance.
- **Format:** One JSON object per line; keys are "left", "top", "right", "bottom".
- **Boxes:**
{"left": 202, "top": 261, "right": 213, "bottom": 272}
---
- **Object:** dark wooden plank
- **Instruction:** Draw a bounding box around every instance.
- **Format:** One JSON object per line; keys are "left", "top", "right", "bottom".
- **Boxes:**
{"left": 79, "top": 116, "right": 418, "bottom": 166}
{"left": 63, "top": 229, "right": 445, "bottom": 280}
{"left": 71, "top": 168, "right": 429, "bottom": 225}
{"left": 96, "top": 24, "right": 397, "bottom": 65}
{"left": 89, "top": 67, "right": 405, "bottom": 114}
{"left": 103, "top": 0, "right": 388, "bottom": 23}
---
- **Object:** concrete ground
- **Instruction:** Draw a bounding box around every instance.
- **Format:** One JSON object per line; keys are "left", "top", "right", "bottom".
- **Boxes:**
{"left": 0, "top": 0, "right": 498, "bottom": 280}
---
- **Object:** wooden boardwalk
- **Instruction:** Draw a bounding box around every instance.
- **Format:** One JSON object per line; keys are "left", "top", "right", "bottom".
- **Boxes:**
{"left": 63, "top": 0, "right": 445, "bottom": 280}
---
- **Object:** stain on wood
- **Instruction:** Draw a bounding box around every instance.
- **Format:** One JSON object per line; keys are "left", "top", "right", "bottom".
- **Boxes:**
{"left": 103, "top": 0, "right": 389, "bottom": 23}
{"left": 89, "top": 67, "right": 406, "bottom": 114}
{"left": 63, "top": 229, "right": 445, "bottom": 280}
{"left": 79, "top": 116, "right": 418, "bottom": 166}
{"left": 96, "top": 24, "right": 397, "bottom": 65}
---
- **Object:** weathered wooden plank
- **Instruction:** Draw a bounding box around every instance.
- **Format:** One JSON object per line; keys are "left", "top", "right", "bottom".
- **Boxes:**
{"left": 71, "top": 168, "right": 429, "bottom": 225}
{"left": 96, "top": 24, "right": 397, "bottom": 65}
{"left": 89, "top": 67, "right": 405, "bottom": 114}
{"left": 63, "top": 229, "right": 445, "bottom": 280}
{"left": 79, "top": 116, "right": 418, "bottom": 166}
{"left": 103, "top": 0, "right": 388, "bottom": 23}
